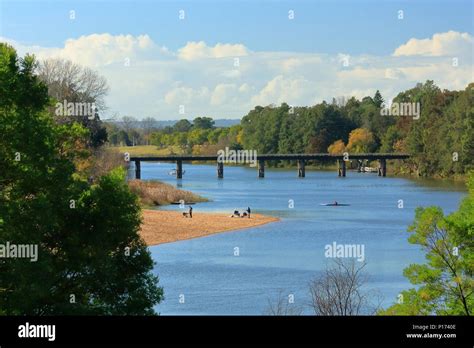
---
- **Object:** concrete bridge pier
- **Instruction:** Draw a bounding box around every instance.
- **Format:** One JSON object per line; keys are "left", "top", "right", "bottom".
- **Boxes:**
{"left": 338, "top": 160, "right": 346, "bottom": 177}
{"left": 258, "top": 160, "right": 265, "bottom": 178}
{"left": 134, "top": 160, "right": 141, "bottom": 179}
{"left": 217, "top": 161, "right": 224, "bottom": 179}
{"left": 176, "top": 160, "right": 183, "bottom": 179}
{"left": 378, "top": 159, "right": 387, "bottom": 177}
{"left": 297, "top": 159, "right": 305, "bottom": 178}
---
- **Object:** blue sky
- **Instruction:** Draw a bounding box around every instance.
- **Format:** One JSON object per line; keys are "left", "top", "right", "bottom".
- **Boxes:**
{"left": 1, "top": 0, "right": 472, "bottom": 119}
{"left": 2, "top": 0, "right": 472, "bottom": 53}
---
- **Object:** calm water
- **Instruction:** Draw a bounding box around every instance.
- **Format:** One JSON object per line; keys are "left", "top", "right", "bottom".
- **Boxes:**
{"left": 132, "top": 162, "right": 466, "bottom": 315}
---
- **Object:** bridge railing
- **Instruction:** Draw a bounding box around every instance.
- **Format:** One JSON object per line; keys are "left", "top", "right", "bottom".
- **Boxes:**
{"left": 129, "top": 153, "right": 410, "bottom": 161}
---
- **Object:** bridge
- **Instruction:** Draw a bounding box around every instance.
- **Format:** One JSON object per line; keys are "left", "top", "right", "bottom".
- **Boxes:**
{"left": 128, "top": 153, "right": 410, "bottom": 179}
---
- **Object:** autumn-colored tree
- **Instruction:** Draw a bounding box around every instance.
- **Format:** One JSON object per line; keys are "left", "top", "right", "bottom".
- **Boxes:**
{"left": 327, "top": 140, "right": 346, "bottom": 154}
{"left": 346, "top": 128, "right": 375, "bottom": 153}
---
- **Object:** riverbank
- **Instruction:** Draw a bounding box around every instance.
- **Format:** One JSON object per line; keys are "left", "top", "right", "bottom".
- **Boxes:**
{"left": 140, "top": 210, "right": 279, "bottom": 245}
{"left": 129, "top": 180, "right": 208, "bottom": 207}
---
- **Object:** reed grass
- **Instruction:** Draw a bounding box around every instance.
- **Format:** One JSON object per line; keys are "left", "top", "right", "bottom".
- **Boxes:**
{"left": 128, "top": 179, "right": 208, "bottom": 206}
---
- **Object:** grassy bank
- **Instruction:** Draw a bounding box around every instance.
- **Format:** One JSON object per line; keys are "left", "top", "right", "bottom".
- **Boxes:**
{"left": 128, "top": 179, "right": 208, "bottom": 207}
{"left": 110, "top": 145, "right": 185, "bottom": 157}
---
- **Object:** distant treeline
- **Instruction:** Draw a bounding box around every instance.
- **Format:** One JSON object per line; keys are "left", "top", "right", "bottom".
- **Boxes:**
{"left": 106, "top": 116, "right": 243, "bottom": 156}
{"left": 108, "top": 81, "right": 473, "bottom": 178}
{"left": 105, "top": 117, "right": 240, "bottom": 147}
{"left": 239, "top": 81, "right": 473, "bottom": 178}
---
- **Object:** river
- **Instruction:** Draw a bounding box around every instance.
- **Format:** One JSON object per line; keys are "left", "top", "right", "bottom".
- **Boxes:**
{"left": 132, "top": 162, "right": 466, "bottom": 315}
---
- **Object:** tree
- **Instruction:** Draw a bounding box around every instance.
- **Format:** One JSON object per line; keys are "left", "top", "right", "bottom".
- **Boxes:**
{"left": 173, "top": 132, "right": 188, "bottom": 152}
{"left": 173, "top": 119, "right": 193, "bottom": 132}
{"left": 37, "top": 58, "right": 108, "bottom": 111}
{"left": 121, "top": 116, "right": 137, "bottom": 134}
{"left": 263, "top": 290, "right": 303, "bottom": 315}
{"left": 207, "top": 128, "right": 224, "bottom": 144}
{"left": 37, "top": 58, "right": 109, "bottom": 148}
{"left": 150, "top": 132, "right": 164, "bottom": 148}
{"left": 373, "top": 90, "right": 384, "bottom": 108}
{"left": 121, "top": 116, "right": 137, "bottom": 145}
{"left": 309, "top": 260, "right": 381, "bottom": 315}
{"left": 328, "top": 140, "right": 346, "bottom": 154}
{"left": 381, "top": 172, "right": 474, "bottom": 315}
{"left": 380, "top": 125, "right": 402, "bottom": 153}
{"left": 117, "top": 130, "right": 131, "bottom": 146}
{"left": 346, "top": 128, "right": 376, "bottom": 153}
{"left": 188, "top": 128, "right": 210, "bottom": 147}
{"left": 193, "top": 116, "right": 215, "bottom": 129}
{"left": 0, "top": 44, "right": 163, "bottom": 315}
{"left": 142, "top": 117, "right": 157, "bottom": 145}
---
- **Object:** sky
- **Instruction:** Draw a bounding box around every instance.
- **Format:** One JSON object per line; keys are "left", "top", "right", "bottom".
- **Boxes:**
{"left": 0, "top": 0, "right": 473, "bottom": 120}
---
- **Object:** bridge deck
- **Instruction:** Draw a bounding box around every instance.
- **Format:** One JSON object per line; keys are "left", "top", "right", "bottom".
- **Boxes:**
{"left": 130, "top": 153, "right": 410, "bottom": 161}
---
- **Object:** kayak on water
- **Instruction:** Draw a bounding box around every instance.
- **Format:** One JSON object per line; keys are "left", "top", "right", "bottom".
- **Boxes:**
{"left": 320, "top": 203, "right": 350, "bottom": 206}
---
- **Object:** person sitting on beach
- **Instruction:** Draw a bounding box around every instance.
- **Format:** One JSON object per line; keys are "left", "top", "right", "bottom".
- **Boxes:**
{"left": 241, "top": 211, "right": 248, "bottom": 218}
{"left": 230, "top": 210, "right": 240, "bottom": 218}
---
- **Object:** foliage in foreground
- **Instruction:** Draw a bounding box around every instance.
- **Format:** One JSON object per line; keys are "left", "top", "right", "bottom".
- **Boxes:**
{"left": 0, "top": 43, "right": 163, "bottom": 314}
{"left": 264, "top": 259, "right": 381, "bottom": 316}
{"left": 380, "top": 172, "right": 474, "bottom": 315}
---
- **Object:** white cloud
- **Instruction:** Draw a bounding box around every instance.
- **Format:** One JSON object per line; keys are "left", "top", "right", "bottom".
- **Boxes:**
{"left": 210, "top": 84, "right": 238, "bottom": 106}
{"left": 2, "top": 31, "right": 472, "bottom": 119}
{"left": 393, "top": 31, "right": 473, "bottom": 57}
{"left": 178, "top": 41, "right": 249, "bottom": 61}
{"left": 251, "top": 75, "right": 314, "bottom": 106}
{"left": 164, "top": 85, "right": 210, "bottom": 105}
{"left": 384, "top": 68, "right": 405, "bottom": 80}
{"left": 3, "top": 34, "right": 171, "bottom": 67}
{"left": 220, "top": 69, "right": 241, "bottom": 79}
{"left": 238, "top": 83, "right": 251, "bottom": 94}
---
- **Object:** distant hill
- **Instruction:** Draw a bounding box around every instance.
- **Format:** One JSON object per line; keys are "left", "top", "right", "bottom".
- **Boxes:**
{"left": 213, "top": 119, "right": 241, "bottom": 127}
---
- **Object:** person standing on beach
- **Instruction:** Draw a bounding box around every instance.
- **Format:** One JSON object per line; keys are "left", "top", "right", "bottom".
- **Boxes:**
{"left": 189, "top": 206, "right": 193, "bottom": 218}
{"left": 247, "top": 207, "right": 251, "bottom": 218}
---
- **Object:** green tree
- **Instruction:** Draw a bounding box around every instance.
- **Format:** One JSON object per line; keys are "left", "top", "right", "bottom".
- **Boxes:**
{"left": 188, "top": 128, "right": 210, "bottom": 147}
{"left": 373, "top": 90, "right": 384, "bottom": 108}
{"left": 381, "top": 172, "right": 474, "bottom": 315}
{"left": 380, "top": 125, "right": 402, "bottom": 153}
{"left": 207, "top": 128, "right": 223, "bottom": 144}
{"left": 172, "top": 132, "right": 188, "bottom": 151}
{"left": 173, "top": 119, "right": 193, "bottom": 132}
{"left": 37, "top": 58, "right": 109, "bottom": 149}
{"left": 0, "top": 43, "right": 163, "bottom": 315}
{"left": 193, "top": 116, "right": 214, "bottom": 129}
{"left": 150, "top": 131, "right": 164, "bottom": 147}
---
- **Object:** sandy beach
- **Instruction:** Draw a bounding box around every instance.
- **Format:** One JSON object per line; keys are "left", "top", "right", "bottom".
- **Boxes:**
{"left": 140, "top": 210, "right": 279, "bottom": 246}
